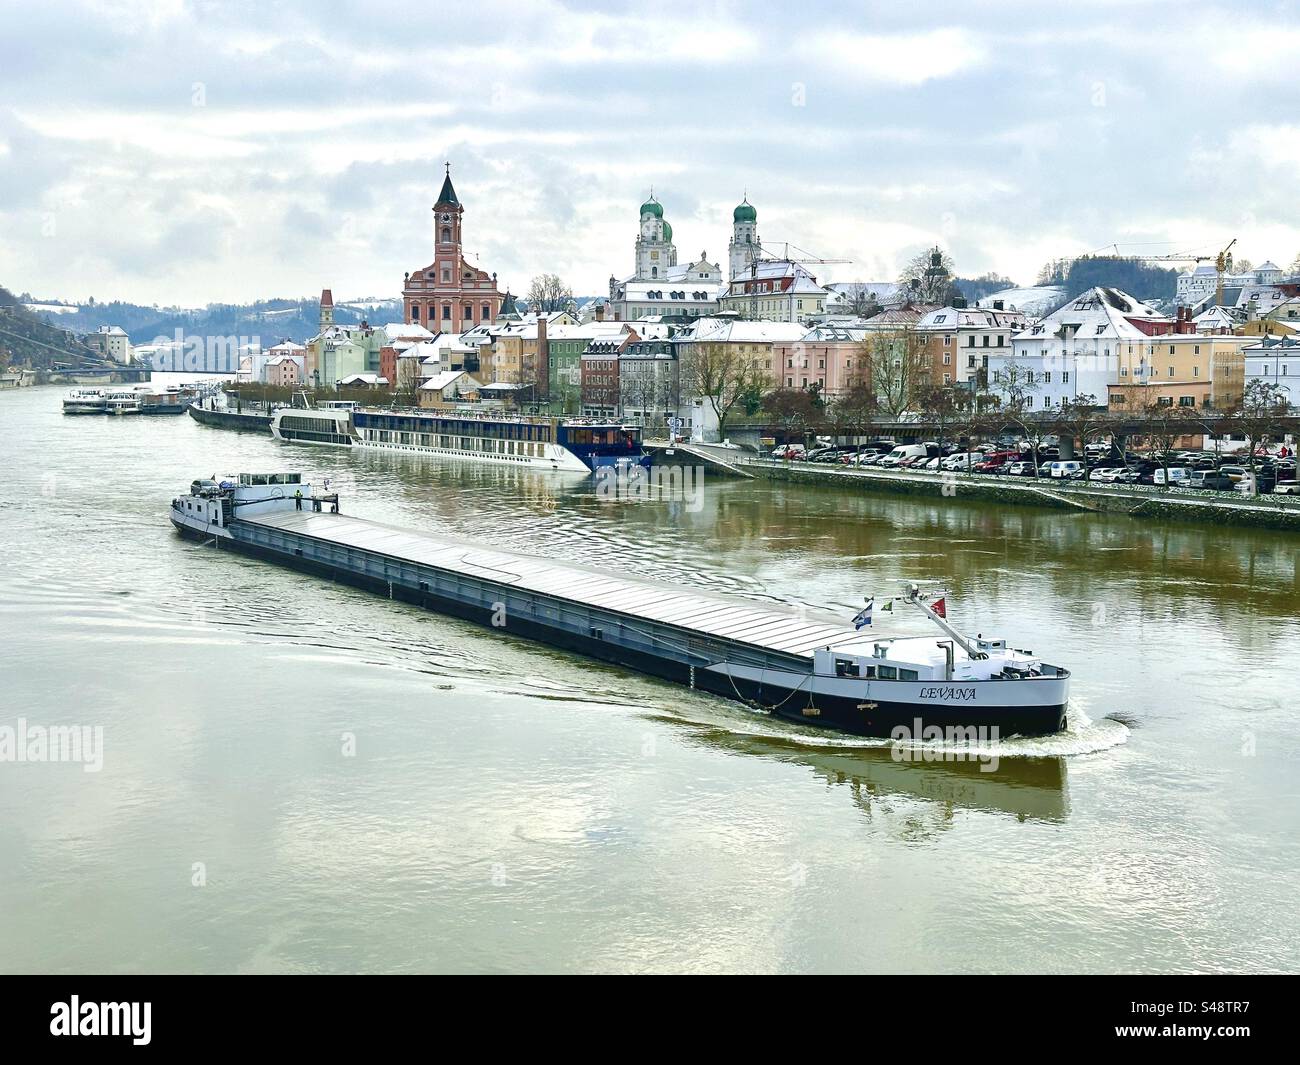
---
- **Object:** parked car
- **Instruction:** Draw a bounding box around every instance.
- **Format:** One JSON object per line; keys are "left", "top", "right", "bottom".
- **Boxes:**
{"left": 941, "top": 452, "right": 983, "bottom": 471}
{"left": 878, "top": 444, "right": 928, "bottom": 467}
{"left": 1152, "top": 467, "right": 1191, "bottom": 486}
{"left": 1049, "top": 461, "right": 1084, "bottom": 479}
{"left": 1088, "top": 467, "right": 1121, "bottom": 482}
{"left": 1273, "top": 481, "right": 1299, "bottom": 495}
{"left": 1006, "top": 461, "right": 1035, "bottom": 476}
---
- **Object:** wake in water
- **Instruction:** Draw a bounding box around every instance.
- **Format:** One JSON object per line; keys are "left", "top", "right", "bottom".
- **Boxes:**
{"left": 649, "top": 692, "right": 1130, "bottom": 759}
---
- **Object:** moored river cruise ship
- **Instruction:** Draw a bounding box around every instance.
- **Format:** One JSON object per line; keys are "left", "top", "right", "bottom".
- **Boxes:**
{"left": 270, "top": 406, "right": 647, "bottom": 473}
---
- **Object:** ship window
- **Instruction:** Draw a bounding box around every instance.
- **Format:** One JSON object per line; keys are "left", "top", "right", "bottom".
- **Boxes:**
{"left": 834, "top": 658, "right": 860, "bottom": 678}
{"left": 898, "top": 668, "right": 919, "bottom": 681}
{"left": 878, "top": 666, "right": 897, "bottom": 679}
{"left": 590, "top": 627, "right": 603, "bottom": 640}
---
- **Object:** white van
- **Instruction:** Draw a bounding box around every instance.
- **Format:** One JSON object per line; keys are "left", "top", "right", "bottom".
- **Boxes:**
{"left": 1152, "top": 467, "right": 1191, "bottom": 485}
{"left": 879, "top": 444, "right": 927, "bottom": 467}
{"left": 942, "top": 452, "right": 983, "bottom": 471}
{"left": 1049, "top": 461, "right": 1083, "bottom": 478}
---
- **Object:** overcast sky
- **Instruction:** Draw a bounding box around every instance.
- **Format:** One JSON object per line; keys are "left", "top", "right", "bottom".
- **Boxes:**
{"left": 2, "top": 0, "right": 1299, "bottom": 307}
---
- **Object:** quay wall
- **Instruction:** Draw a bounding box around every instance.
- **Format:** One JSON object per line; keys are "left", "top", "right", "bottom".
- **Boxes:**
{"left": 744, "top": 460, "right": 1300, "bottom": 533}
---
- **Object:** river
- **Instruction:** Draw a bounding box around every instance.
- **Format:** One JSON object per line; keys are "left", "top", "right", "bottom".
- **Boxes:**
{"left": 1, "top": 383, "right": 1297, "bottom": 973}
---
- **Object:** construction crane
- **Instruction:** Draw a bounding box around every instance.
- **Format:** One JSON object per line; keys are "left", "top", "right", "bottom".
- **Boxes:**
{"left": 1079, "top": 238, "right": 1239, "bottom": 305}
{"left": 740, "top": 242, "right": 853, "bottom": 321}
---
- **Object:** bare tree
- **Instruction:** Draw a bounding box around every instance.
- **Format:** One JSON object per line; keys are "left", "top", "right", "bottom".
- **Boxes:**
{"left": 990, "top": 361, "right": 1048, "bottom": 476}
{"left": 917, "top": 385, "right": 974, "bottom": 456}
{"left": 526, "top": 274, "right": 574, "bottom": 314}
{"left": 1224, "top": 379, "right": 1290, "bottom": 495}
{"left": 897, "top": 247, "right": 961, "bottom": 306}
{"left": 863, "top": 327, "right": 928, "bottom": 417}
{"left": 761, "top": 387, "right": 823, "bottom": 447}
{"left": 837, "top": 284, "right": 883, "bottom": 319}
{"left": 681, "top": 342, "right": 771, "bottom": 440}
{"left": 1137, "top": 398, "right": 1201, "bottom": 488}
{"left": 829, "top": 379, "right": 879, "bottom": 461}
{"left": 1053, "top": 393, "right": 1102, "bottom": 480}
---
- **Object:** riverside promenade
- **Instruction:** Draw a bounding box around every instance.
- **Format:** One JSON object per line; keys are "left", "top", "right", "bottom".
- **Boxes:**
{"left": 743, "top": 457, "right": 1300, "bottom": 531}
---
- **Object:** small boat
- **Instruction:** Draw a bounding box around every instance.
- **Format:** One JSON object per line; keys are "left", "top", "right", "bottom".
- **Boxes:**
{"left": 62, "top": 388, "right": 107, "bottom": 415}
{"left": 103, "top": 389, "right": 142, "bottom": 415}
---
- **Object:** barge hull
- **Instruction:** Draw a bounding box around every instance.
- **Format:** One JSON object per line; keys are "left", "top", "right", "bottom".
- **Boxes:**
{"left": 171, "top": 515, "right": 1067, "bottom": 738}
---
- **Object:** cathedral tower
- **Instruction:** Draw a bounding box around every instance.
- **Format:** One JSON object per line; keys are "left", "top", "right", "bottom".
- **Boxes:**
{"left": 728, "top": 196, "right": 760, "bottom": 281}
{"left": 634, "top": 194, "right": 677, "bottom": 280}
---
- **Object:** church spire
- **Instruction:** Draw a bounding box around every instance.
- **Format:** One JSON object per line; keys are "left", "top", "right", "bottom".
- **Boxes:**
{"left": 436, "top": 161, "right": 460, "bottom": 208}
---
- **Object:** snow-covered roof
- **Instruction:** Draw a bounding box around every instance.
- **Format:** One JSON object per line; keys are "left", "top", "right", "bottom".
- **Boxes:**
{"left": 797, "top": 324, "right": 870, "bottom": 343}
{"left": 916, "top": 306, "right": 1027, "bottom": 331}
{"left": 1232, "top": 285, "right": 1290, "bottom": 313}
{"left": 381, "top": 322, "right": 435, "bottom": 341}
{"left": 339, "top": 373, "right": 388, "bottom": 386}
{"left": 976, "top": 286, "right": 1066, "bottom": 316}
{"left": 1012, "top": 287, "right": 1166, "bottom": 342}
{"left": 680, "top": 317, "right": 809, "bottom": 344}
{"left": 620, "top": 281, "right": 726, "bottom": 301}
{"left": 419, "top": 370, "right": 480, "bottom": 391}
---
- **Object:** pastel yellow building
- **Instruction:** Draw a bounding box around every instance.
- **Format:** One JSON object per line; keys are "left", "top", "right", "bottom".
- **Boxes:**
{"left": 1113, "top": 333, "right": 1249, "bottom": 410}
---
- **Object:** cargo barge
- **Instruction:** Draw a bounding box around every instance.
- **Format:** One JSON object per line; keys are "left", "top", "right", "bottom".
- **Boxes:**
{"left": 187, "top": 400, "right": 273, "bottom": 431}
{"left": 169, "top": 472, "right": 1070, "bottom": 738}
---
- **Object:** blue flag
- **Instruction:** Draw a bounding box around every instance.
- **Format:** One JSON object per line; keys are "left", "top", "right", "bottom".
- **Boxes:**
{"left": 852, "top": 599, "right": 873, "bottom": 630}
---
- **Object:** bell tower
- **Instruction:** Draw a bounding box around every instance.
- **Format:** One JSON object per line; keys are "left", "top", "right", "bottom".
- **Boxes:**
{"left": 434, "top": 162, "right": 463, "bottom": 253}
{"left": 729, "top": 195, "right": 760, "bottom": 282}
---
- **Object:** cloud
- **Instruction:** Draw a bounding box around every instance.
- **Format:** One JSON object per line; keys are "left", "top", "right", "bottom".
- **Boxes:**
{"left": 796, "top": 28, "right": 990, "bottom": 86}
{"left": 1, "top": 0, "right": 1299, "bottom": 304}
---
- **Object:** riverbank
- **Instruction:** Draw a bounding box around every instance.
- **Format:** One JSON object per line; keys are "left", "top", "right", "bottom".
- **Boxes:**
{"left": 744, "top": 458, "right": 1300, "bottom": 532}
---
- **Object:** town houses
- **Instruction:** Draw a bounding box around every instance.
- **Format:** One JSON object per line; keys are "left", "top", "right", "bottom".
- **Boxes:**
{"left": 283, "top": 162, "right": 1299, "bottom": 443}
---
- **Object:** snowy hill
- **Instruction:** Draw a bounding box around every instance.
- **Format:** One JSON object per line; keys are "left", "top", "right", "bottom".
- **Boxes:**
{"left": 977, "top": 285, "right": 1067, "bottom": 317}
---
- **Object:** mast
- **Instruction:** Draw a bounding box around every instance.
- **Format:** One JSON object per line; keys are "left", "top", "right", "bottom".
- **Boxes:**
{"left": 900, "top": 582, "right": 986, "bottom": 659}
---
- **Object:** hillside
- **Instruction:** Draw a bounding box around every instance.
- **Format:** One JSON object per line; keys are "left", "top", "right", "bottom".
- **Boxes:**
{"left": 25, "top": 295, "right": 403, "bottom": 346}
{"left": 0, "top": 286, "right": 104, "bottom": 370}
{"left": 1036, "top": 256, "right": 1179, "bottom": 304}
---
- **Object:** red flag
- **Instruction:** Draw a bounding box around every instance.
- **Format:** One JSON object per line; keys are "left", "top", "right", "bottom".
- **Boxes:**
{"left": 932, "top": 597, "right": 946, "bottom": 618}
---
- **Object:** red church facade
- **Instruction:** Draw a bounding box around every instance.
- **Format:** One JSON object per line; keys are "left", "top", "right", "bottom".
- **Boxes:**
{"left": 402, "top": 165, "right": 504, "bottom": 334}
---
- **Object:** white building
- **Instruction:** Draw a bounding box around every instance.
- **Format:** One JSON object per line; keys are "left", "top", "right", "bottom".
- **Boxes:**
{"left": 607, "top": 193, "right": 726, "bottom": 321}
{"left": 1241, "top": 337, "right": 1299, "bottom": 402}
{"left": 1177, "top": 261, "right": 1285, "bottom": 303}
{"left": 991, "top": 288, "right": 1169, "bottom": 409}
{"left": 914, "top": 304, "right": 1028, "bottom": 387}
{"left": 719, "top": 259, "right": 828, "bottom": 323}
{"left": 87, "top": 325, "right": 131, "bottom": 363}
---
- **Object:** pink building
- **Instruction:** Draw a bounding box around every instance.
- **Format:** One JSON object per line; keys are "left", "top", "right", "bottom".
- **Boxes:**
{"left": 265, "top": 354, "right": 303, "bottom": 387}
{"left": 772, "top": 325, "right": 871, "bottom": 395}
{"left": 402, "top": 165, "right": 505, "bottom": 334}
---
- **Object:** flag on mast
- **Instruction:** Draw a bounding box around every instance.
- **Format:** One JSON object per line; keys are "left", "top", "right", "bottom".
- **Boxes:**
{"left": 932, "top": 597, "right": 947, "bottom": 618}
{"left": 852, "top": 599, "right": 873, "bottom": 630}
